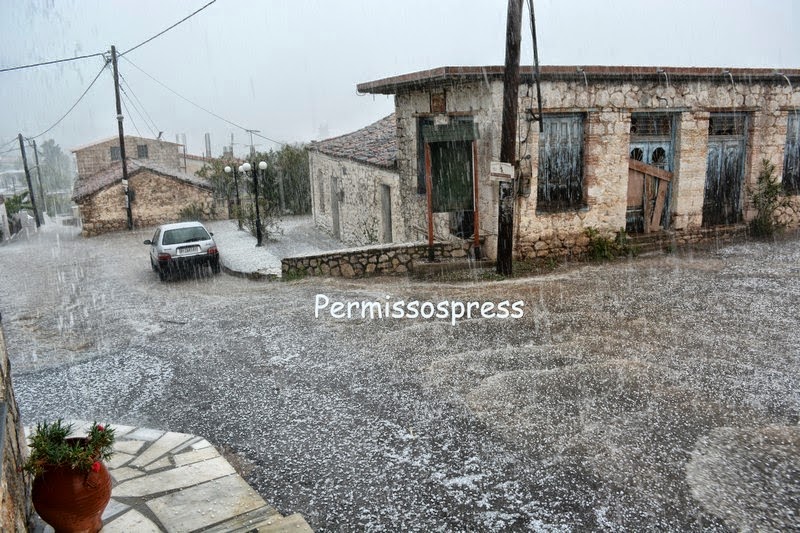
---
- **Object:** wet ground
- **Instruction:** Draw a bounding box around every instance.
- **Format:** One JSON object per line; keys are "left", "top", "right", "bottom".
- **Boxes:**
{"left": 1, "top": 222, "right": 798, "bottom": 531}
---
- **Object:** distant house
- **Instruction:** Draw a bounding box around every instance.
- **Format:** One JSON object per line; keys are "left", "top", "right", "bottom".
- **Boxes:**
{"left": 72, "top": 135, "right": 183, "bottom": 178}
{"left": 309, "top": 114, "right": 400, "bottom": 245}
{"left": 71, "top": 135, "right": 216, "bottom": 237}
{"left": 314, "top": 65, "right": 800, "bottom": 261}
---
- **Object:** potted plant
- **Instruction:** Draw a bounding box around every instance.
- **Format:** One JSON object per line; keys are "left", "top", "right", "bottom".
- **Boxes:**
{"left": 23, "top": 420, "right": 115, "bottom": 533}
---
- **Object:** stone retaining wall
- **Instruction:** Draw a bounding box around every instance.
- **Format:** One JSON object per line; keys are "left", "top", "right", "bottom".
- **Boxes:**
{"left": 0, "top": 325, "right": 30, "bottom": 531}
{"left": 282, "top": 241, "right": 469, "bottom": 279}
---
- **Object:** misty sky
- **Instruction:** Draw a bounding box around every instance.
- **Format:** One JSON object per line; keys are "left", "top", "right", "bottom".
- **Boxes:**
{"left": 1, "top": 0, "right": 797, "bottom": 159}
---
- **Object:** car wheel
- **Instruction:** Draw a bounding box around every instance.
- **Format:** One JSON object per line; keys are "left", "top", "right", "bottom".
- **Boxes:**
{"left": 211, "top": 260, "right": 220, "bottom": 274}
{"left": 158, "top": 268, "right": 167, "bottom": 281}
{"left": 150, "top": 258, "right": 158, "bottom": 272}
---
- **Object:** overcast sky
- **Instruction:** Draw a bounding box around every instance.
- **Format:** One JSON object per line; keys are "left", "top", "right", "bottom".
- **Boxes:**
{"left": 1, "top": 0, "right": 797, "bottom": 158}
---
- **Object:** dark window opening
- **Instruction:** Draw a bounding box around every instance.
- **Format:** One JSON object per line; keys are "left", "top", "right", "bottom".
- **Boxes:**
{"left": 630, "top": 115, "right": 671, "bottom": 137}
{"left": 137, "top": 144, "right": 149, "bottom": 159}
{"left": 537, "top": 114, "right": 585, "bottom": 212}
{"left": 417, "top": 116, "right": 476, "bottom": 194}
{"left": 110, "top": 146, "right": 121, "bottom": 161}
{"left": 709, "top": 114, "right": 746, "bottom": 136}
{"left": 783, "top": 112, "right": 800, "bottom": 195}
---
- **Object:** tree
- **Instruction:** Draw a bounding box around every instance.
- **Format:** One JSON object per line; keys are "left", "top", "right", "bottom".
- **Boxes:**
{"left": 37, "top": 139, "right": 76, "bottom": 216}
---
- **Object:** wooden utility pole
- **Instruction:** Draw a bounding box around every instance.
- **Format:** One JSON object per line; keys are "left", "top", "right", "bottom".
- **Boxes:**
{"left": 17, "top": 133, "right": 41, "bottom": 227}
{"left": 31, "top": 139, "right": 46, "bottom": 220}
{"left": 110, "top": 45, "right": 133, "bottom": 230}
{"left": 497, "top": 0, "right": 523, "bottom": 275}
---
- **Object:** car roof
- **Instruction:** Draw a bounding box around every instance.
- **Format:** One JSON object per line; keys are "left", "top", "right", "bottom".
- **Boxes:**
{"left": 158, "top": 221, "right": 208, "bottom": 231}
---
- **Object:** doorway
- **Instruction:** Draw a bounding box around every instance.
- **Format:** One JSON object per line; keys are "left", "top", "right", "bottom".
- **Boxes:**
{"left": 703, "top": 114, "right": 748, "bottom": 227}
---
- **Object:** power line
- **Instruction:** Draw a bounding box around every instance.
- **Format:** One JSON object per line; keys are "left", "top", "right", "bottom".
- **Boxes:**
{"left": 120, "top": 93, "right": 143, "bottom": 138}
{"left": 121, "top": 0, "right": 217, "bottom": 57}
{"left": 27, "top": 60, "right": 110, "bottom": 141}
{"left": 120, "top": 56, "right": 285, "bottom": 148}
{"left": 119, "top": 74, "right": 160, "bottom": 136}
{"left": 0, "top": 52, "right": 106, "bottom": 74}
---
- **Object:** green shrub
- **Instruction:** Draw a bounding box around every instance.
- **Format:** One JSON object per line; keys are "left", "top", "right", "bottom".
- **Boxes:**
{"left": 748, "top": 159, "right": 789, "bottom": 237}
{"left": 585, "top": 227, "right": 635, "bottom": 261}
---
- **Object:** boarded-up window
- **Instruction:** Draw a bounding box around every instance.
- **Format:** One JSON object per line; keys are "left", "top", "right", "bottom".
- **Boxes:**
{"left": 428, "top": 140, "right": 473, "bottom": 213}
{"left": 110, "top": 146, "right": 121, "bottom": 161}
{"left": 417, "top": 117, "right": 477, "bottom": 195}
{"left": 784, "top": 112, "right": 800, "bottom": 195}
{"left": 137, "top": 144, "right": 149, "bottom": 159}
{"left": 537, "top": 114, "right": 585, "bottom": 212}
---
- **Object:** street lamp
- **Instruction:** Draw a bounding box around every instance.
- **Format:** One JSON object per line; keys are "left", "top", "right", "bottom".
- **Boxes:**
{"left": 241, "top": 161, "right": 265, "bottom": 247}
{"left": 224, "top": 164, "right": 242, "bottom": 229}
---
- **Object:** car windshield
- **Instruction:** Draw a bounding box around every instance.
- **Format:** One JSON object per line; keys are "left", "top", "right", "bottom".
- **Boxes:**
{"left": 162, "top": 227, "right": 210, "bottom": 245}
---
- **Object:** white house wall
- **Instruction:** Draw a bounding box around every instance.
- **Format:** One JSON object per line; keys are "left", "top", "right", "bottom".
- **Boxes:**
{"left": 309, "top": 151, "right": 401, "bottom": 246}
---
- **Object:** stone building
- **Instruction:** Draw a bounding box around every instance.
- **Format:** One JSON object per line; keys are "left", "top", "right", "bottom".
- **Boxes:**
{"left": 313, "top": 65, "right": 800, "bottom": 260}
{"left": 72, "top": 135, "right": 182, "bottom": 178}
{"left": 72, "top": 135, "right": 217, "bottom": 237}
{"left": 309, "top": 114, "right": 401, "bottom": 245}
{"left": 72, "top": 160, "right": 215, "bottom": 237}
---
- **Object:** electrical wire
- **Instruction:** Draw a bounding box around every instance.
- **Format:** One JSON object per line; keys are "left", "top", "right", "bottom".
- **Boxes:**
{"left": 121, "top": 0, "right": 217, "bottom": 57}
{"left": 0, "top": 137, "right": 18, "bottom": 149}
{"left": 119, "top": 74, "right": 160, "bottom": 137}
{"left": 26, "top": 60, "right": 109, "bottom": 141}
{"left": 120, "top": 94, "right": 143, "bottom": 138}
{"left": 121, "top": 56, "right": 285, "bottom": 148}
{"left": 0, "top": 52, "right": 106, "bottom": 74}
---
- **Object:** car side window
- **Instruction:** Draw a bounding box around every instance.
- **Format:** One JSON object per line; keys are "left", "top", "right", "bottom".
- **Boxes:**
{"left": 152, "top": 229, "right": 160, "bottom": 244}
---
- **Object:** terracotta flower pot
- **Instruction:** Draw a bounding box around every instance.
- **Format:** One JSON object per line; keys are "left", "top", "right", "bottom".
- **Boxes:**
{"left": 31, "top": 456, "right": 112, "bottom": 533}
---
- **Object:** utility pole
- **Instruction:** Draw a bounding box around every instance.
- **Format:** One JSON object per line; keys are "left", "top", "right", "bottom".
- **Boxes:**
{"left": 31, "top": 139, "right": 47, "bottom": 220}
{"left": 18, "top": 133, "right": 41, "bottom": 227}
{"left": 497, "top": 0, "right": 523, "bottom": 275}
{"left": 110, "top": 45, "right": 133, "bottom": 230}
{"left": 246, "top": 129, "right": 259, "bottom": 158}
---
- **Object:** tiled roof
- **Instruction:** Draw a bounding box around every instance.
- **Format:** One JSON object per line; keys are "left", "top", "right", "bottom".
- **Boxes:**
{"left": 72, "top": 160, "right": 212, "bottom": 201}
{"left": 311, "top": 114, "right": 397, "bottom": 169}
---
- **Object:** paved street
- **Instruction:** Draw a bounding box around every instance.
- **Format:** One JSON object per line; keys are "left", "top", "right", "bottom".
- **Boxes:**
{"left": 2, "top": 221, "right": 799, "bottom": 531}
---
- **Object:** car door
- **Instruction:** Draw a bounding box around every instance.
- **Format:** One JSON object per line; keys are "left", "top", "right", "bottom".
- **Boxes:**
{"left": 149, "top": 228, "right": 161, "bottom": 264}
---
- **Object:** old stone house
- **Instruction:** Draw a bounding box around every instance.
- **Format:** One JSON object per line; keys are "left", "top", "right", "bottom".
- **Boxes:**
{"left": 72, "top": 135, "right": 183, "bottom": 178}
{"left": 71, "top": 135, "right": 217, "bottom": 236}
{"left": 312, "top": 65, "right": 800, "bottom": 260}
{"left": 309, "top": 114, "right": 400, "bottom": 245}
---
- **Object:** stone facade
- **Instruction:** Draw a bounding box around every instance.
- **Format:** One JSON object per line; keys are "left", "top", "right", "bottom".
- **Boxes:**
{"left": 76, "top": 167, "right": 215, "bottom": 237}
{"left": 73, "top": 136, "right": 181, "bottom": 178}
{"left": 282, "top": 241, "right": 469, "bottom": 279}
{"left": 309, "top": 114, "right": 402, "bottom": 246}
{"left": 309, "top": 152, "right": 401, "bottom": 245}
{"left": 0, "top": 326, "right": 31, "bottom": 532}
{"left": 353, "top": 66, "right": 800, "bottom": 260}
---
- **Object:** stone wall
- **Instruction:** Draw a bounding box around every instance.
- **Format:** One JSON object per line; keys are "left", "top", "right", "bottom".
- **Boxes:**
{"left": 0, "top": 326, "right": 31, "bottom": 531}
{"left": 390, "top": 75, "right": 800, "bottom": 260}
{"left": 78, "top": 170, "right": 216, "bottom": 237}
{"left": 75, "top": 136, "right": 182, "bottom": 177}
{"left": 282, "top": 241, "right": 469, "bottom": 279}
{"left": 309, "top": 152, "right": 401, "bottom": 246}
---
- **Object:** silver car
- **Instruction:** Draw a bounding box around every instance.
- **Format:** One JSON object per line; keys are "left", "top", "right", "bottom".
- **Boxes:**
{"left": 144, "top": 221, "right": 220, "bottom": 280}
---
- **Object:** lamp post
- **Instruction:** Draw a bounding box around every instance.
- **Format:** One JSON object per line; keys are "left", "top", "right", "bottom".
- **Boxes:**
{"left": 224, "top": 164, "right": 242, "bottom": 229}
{"left": 241, "top": 161, "right": 265, "bottom": 247}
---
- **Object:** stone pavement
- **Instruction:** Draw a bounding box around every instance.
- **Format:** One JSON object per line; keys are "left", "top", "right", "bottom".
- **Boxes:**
{"left": 28, "top": 421, "right": 313, "bottom": 532}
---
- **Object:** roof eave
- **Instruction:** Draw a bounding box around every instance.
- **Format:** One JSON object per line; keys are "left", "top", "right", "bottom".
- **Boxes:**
{"left": 358, "top": 65, "right": 800, "bottom": 95}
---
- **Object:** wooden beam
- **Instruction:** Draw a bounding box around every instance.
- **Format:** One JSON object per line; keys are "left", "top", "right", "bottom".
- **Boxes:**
{"left": 650, "top": 180, "right": 669, "bottom": 230}
{"left": 629, "top": 159, "right": 673, "bottom": 182}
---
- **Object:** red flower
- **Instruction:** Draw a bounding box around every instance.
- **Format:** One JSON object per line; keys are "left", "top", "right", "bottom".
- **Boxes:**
{"left": 91, "top": 461, "right": 101, "bottom": 473}
{"left": 96, "top": 425, "right": 105, "bottom": 432}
